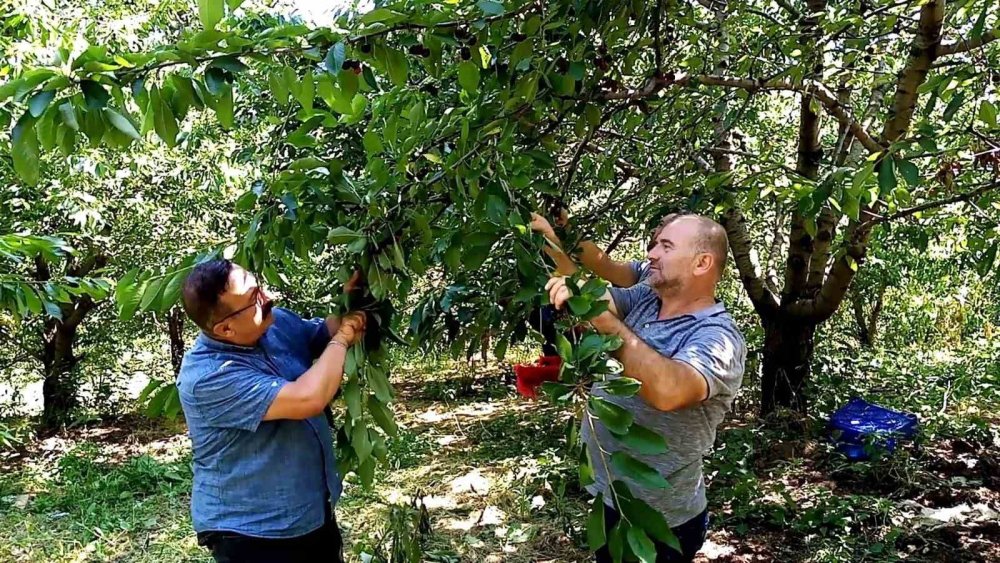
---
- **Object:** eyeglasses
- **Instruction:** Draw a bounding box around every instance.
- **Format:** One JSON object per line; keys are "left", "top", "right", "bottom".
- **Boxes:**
{"left": 212, "top": 285, "right": 265, "bottom": 328}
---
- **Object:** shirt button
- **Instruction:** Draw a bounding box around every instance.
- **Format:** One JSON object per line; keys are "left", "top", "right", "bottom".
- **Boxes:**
{"left": 644, "top": 324, "right": 650, "bottom": 328}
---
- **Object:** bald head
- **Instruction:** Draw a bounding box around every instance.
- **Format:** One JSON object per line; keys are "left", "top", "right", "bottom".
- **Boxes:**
{"left": 657, "top": 213, "right": 729, "bottom": 280}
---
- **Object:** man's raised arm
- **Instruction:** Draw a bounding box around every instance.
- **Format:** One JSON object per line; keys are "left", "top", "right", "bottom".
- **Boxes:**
{"left": 530, "top": 212, "right": 642, "bottom": 287}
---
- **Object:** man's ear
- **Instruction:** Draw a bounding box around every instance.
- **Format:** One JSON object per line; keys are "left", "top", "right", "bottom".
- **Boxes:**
{"left": 695, "top": 253, "right": 715, "bottom": 276}
{"left": 210, "top": 320, "right": 231, "bottom": 339}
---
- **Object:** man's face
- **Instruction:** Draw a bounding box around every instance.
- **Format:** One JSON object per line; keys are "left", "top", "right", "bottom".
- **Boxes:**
{"left": 645, "top": 219, "right": 705, "bottom": 291}
{"left": 210, "top": 265, "right": 275, "bottom": 345}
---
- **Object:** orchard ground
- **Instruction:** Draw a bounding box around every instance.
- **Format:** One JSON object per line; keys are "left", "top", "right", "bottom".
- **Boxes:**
{"left": 1, "top": 344, "right": 998, "bottom": 563}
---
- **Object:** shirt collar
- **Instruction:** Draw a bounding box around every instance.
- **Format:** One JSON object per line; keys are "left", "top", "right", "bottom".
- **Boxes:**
{"left": 692, "top": 299, "right": 727, "bottom": 320}
{"left": 196, "top": 331, "right": 260, "bottom": 353}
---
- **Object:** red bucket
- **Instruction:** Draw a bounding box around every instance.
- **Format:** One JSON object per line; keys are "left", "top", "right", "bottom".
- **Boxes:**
{"left": 513, "top": 355, "right": 562, "bottom": 399}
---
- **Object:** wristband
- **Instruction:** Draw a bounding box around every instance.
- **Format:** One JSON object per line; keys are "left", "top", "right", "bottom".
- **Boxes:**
{"left": 328, "top": 339, "right": 349, "bottom": 350}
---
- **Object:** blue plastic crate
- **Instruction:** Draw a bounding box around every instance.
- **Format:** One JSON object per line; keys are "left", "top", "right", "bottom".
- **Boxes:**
{"left": 828, "top": 398, "right": 918, "bottom": 461}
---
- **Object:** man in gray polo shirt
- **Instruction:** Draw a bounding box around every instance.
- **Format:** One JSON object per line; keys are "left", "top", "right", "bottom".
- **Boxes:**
{"left": 546, "top": 214, "right": 746, "bottom": 562}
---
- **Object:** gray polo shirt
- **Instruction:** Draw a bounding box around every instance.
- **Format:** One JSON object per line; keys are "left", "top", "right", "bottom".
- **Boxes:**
{"left": 581, "top": 284, "right": 746, "bottom": 527}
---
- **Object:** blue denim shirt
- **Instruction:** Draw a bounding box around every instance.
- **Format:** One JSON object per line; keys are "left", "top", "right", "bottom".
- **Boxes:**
{"left": 177, "top": 307, "right": 342, "bottom": 538}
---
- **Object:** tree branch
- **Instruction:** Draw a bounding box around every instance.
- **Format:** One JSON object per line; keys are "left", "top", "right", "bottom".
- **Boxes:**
{"left": 938, "top": 30, "right": 998, "bottom": 57}
{"left": 598, "top": 73, "right": 883, "bottom": 153}
{"left": 864, "top": 180, "right": 1000, "bottom": 227}
{"left": 788, "top": 0, "right": 948, "bottom": 322}
{"left": 785, "top": 0, "right": 826, "bottom": 299}
{"left": 880, "top": 0, "right": 944, "bottom": 143}
{"left": 721, "top": 207, "right": 778, "bottom": 317}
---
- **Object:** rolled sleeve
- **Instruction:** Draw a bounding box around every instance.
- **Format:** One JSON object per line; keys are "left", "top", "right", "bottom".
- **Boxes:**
{"left": 672, "top": 323, "right": 746, "bottom": 400}
{"left": 192, "top": 361, "right": 287, "bottom": 431}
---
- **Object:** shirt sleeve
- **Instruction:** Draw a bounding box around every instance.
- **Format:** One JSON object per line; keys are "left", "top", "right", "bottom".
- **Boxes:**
{"left": 629, "top": 260, "right": 650, "bottom": 284}
{"left": 608, "top": 284, "right": 654, "bottom": 319}
{"left": 301, "top": 315, "right": 331, "bottom": 360}
{"left": 191, "top": 361, "right": 287, "bottom": 431}
{"left": 672, "top": 322, "right": 747, "bottom": 400}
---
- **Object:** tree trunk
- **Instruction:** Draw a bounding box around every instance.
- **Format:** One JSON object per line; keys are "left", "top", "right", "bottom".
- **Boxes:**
{"left": 41, "top": 323, "right": 81, "bottom": 428}
{"left": 851, "top": 291, "right": 873, "bottom": 347}
{"left": 35, "top": 251, "right": 105, "bottom": 429}
{"left": 761, "top": 317, "right": 816, "bottom": 415}
{"left": 167, "top": 307, "right": 186, "bottom": 377}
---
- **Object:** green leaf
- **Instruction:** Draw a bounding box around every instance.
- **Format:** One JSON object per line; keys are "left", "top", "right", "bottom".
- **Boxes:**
{"left": 877, "top": 157, "right": 896, "bottom": 195}
{"left": 624, "top": 497, "right": 682, "bottom": 553}
{"left": 971, "top": 2, "right": 988, "bottom": 40}
{"left": 21, "top": 285, "right": 42, "bottom": 315}
{"left": 626, "top": 525, "right": 657, "bottom": 563}
{"left": 328, "top": 226, "right": 364, "bottom": 244}
{"left": 146, "top": 384, "right": 171, "bottom": 417}
{"left": 567, "top": 295, "right": 592, "bottom": 316}
{"left": 943, "top": 92, "right": 965, "bottom": 122}
{"left": 198, "top": 0, "right": 224, "bottom": 29}
{"left": 12, "top": 113, "right": 40, "bottom": 186}
{"left": 216, "top": 86, "right": 234, "bottom": 128}
{"left": 458, "top": 61, "right": 480, "bottom": 93}
{"left": 852, "top": 161, "right": 875, "bottom": 192}
{"left": 367, "top": 395, "right": 398, "bottom": 437}
{"left": 103, "top": 108, "right": 141, "bottom": 141}
{"left": 344, "top": 377, "right": 362, "bottom": 418}
{"left": 0, "top": 78, "right": 24, "bottom": 101}
{"left": 80, "top": 80, "right": 110, "bottom": 109}
{"left": 226, "top": 0, "right": 245, "bottom": 9}
{"left": 608, "top": 520, "right": 627, "bottom": 562}
{"left": 610, "top": 423, "right": 668, "bottom": 455}
{"left": 366, "top": 363, "right": 394, "bottom": 403}
{"left": 160, "top": 270, "right": 186, "bottom": 310}
{"left": 979, "top": 100, "right": 998, "bottom": 129}
{"left": 27, "top": 90, "right": 54, "bottom": 118}
{"left": 139, "top": 277, "right": 165, "bottom": 311}
{"left": 209, "top": 55, "right": 247, "bottom": 73}
{"left": 359, "top": 8, "right": 403, "bottom": 24}
{"left": 511, "top": 40, "right": 533, "bottom": 68}
{"left": 296, "top": 70, "right": 314, "bottom": 111}
{"left": 358, "top": 457, "right": 375, "bottom": 488}
{"left": 352, "top": 421, "right": 372, "bottom": 463}
{"left": 163, "top": 386, "right": 182, "bottom": 419}
{"left": 205, "top": 67, "right": 229, "bottom": 96}
{"left": 601, "top": 377, "right": 641, "bottom": 397}
{"left": 325, "top": 42, "right": 346, "bottom": 75}
{"left": 363, "top": 130, "right": 383, "bottom": 156}
{"left": 268, "top": 71, "right": 289, "bottom": 106}
{"left": 897, "top": 159, "right": 920, "bottom": 187}
{"left": 477, "top": 0, "right": 504, "bottom": 15}
{"left": 611, "top": 452, "right": 668, "bottom": 489}
{"left": 58, "top": 102, "right": 79, "bottom": 131}
{"left": 385, "top": 48, "right": 408, "bottom": 87}
{"left": 588, "top": 396, "right": 634, "bottom": 434}
{"left": 586, "top": 494, "right": 607, "bottom": 551}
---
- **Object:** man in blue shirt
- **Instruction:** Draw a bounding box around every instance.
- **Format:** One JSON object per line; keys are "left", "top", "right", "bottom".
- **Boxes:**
{"left": 176, "top": 259, "right": 366, "bottom": 563}
{"left": 545, "top": 214, "right": 746, "bottom": 563}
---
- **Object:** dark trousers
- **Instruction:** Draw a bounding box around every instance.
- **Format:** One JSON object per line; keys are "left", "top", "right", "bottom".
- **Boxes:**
{"left": 595, "top": 505, "right": 708, "bottom": 563}
{"left": 197, "top": 507, "right": 345, "bottom": 563}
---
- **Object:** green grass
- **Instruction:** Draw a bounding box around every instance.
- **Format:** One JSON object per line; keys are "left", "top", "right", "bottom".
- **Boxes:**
{"left": 1, "top": 345, "right": 997, "bottom": 562}
{"left": 0, "top": 443, "right": 208, "bottom": 562}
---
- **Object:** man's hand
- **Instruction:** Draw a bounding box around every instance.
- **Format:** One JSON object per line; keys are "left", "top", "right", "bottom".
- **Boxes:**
{"left": 530, "top": 212, "right": 557, "bottom": 239}
{"left": 545, "top": 276, "right": 573, "bottom": 310}
{"left": 334, "top": 311, "right": 366, "bottom": 346}
{"left": 344, "top": 269, "right": 364, "bottom": 293}
{"left": 546, "top": 275, "right": 620, "bottom": 318}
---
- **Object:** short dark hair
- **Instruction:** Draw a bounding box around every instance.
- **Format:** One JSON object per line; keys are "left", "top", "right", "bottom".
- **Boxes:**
{"left": 182, "top": 259, "right": 235, "bottom": 331}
